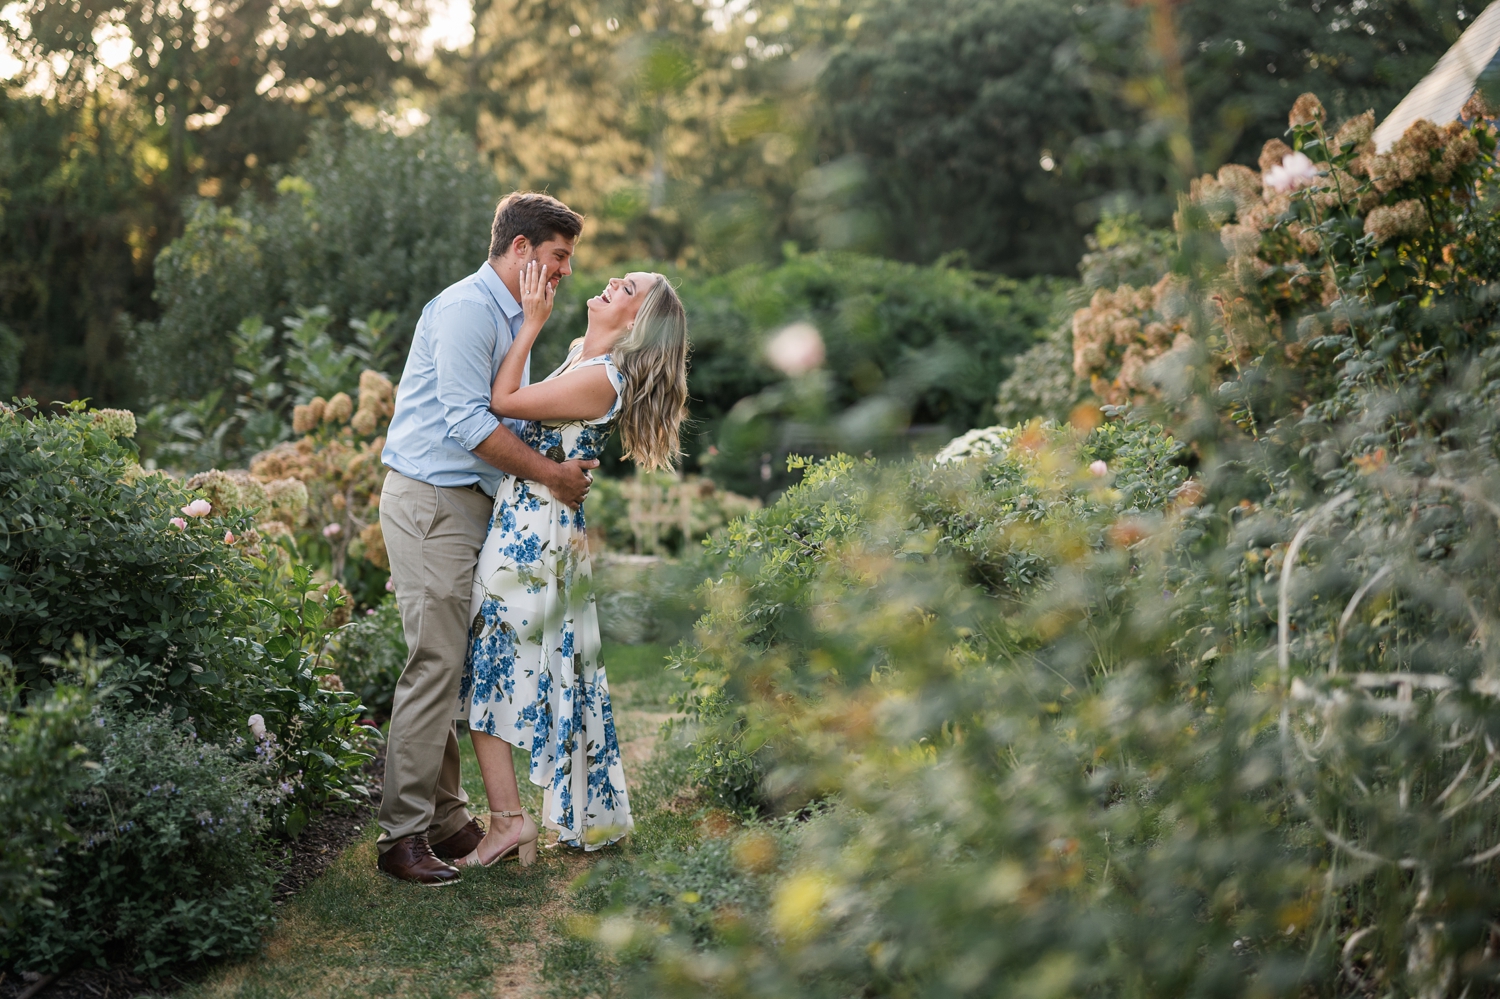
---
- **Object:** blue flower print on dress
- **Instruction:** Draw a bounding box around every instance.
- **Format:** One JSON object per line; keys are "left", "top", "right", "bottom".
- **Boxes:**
{"left": 461, "top": 346, "right": 633, "bottom": 850}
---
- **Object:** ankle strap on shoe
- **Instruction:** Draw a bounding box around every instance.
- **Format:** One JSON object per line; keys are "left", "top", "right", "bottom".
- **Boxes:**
{"left": 491, "top": 810, "right": 523, "bottom": 818}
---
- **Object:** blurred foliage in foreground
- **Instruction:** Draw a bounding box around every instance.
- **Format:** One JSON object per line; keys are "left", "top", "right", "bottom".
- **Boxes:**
{"left": 569, "top": 96, "right": 1500, "bottom": 998}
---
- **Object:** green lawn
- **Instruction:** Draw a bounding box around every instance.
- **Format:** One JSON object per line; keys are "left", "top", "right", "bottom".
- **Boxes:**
{"left": 178, "top": 640, "right": 695, "bottom": 999}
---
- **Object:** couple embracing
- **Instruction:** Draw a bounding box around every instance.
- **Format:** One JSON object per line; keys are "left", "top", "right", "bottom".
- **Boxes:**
{"left": 375, "top": 193, "right": 688, "bottom": 885}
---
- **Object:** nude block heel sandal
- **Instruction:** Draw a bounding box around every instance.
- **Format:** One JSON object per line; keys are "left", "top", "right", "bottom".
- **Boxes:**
{"left": 456, "top": 810, "right": 540, "bottom": 869}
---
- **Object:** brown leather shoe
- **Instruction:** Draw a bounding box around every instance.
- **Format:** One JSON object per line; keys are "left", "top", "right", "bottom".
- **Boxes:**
{"left": 431, "top": 817, "right": 485, "bottom": 860}
{"left": 377, "top": 835, "right": 460, "bottom": 886}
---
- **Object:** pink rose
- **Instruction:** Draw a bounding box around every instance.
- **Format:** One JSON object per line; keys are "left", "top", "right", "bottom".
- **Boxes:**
{"left": 182, "top": 499, "right": 212, "bottom": 518}
{"left": 224, "top": 530, "right": 236, "bottom": 544}
{"left": 1090, "top": 460, "right": 1109, "bottom": 477}
{"left": 385, "top": 578, "right": 396, "bottom": 592}
{"left": 765, "top": 322, "right": 825, "bottom": 377}
{"left": 322, "top": 522, "right": 342, "bottom": 538}
{"left": 169, "top": 517, "right": 188, "bottom": 530}
{"left": 1264, "top": 152, "right": 1319, "bottom": 194}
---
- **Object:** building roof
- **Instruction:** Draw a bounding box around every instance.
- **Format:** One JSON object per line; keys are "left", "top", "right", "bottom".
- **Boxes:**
{"left": 1373, "top": 2, "right": 1500, "bottom": 151}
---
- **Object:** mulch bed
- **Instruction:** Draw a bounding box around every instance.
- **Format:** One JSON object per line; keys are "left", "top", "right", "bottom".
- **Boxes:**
{"left": 269, "top": 747, "right": 383, "bottom": 905}
{"left": 0, "top": 752, "right": 385, "bottom": 999}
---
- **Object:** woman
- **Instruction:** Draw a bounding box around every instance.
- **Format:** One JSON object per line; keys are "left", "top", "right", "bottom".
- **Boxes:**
{"left": 455, "top": 260, "right": 688, "bottom": 867}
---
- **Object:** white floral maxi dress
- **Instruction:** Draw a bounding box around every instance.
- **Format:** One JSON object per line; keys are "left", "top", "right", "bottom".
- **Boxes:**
{"left": 461, "top": 349, "right": 632, "bottom": 849}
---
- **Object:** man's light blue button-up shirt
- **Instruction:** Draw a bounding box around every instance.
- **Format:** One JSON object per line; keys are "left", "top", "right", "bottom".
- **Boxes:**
{"left": 381, "top": 262, "right": 530, "bottom": 496}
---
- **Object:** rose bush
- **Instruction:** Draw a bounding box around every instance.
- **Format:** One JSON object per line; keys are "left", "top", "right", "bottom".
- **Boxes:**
{"left": 0, "top": 402, "right": 375, "bottom": 977}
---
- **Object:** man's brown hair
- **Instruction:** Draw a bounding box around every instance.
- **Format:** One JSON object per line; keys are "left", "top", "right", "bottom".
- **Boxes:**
{"left": 488, "top": 192, "right": 584, "bottom": 258}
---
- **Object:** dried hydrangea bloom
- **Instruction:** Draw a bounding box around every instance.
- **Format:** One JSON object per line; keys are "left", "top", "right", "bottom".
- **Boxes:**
{"left": 1289, "top": 92, "right": 1326, "bottom": 127}
{"left": 1288, "top": 222, "right": 1322, "bottom": 255}
{"left": 1366, "top": 119, "right": 1445, "bottom": 193}
{"left": 1152, "top": 274, "right": 1191, "bottom": 321}
{"left": 1142, "top": 321, "right": 1175, "bottom": 351}
{"left": 1117, "top": 343, "right": 1149, "bottom": 391}
{"left": 1260, "top": 138, "right": 1294, "bottom": 173}
{"left": 1461, "top": 91, "right": 1495, "bottom": 121}
{"left": 324, "top": 392, "right": 353, "bottom": 424}
{"left": 1363, "top": 199, "right": 1428, "bottom": 244}
{"left": 1320, "top": 266, "right": 1342, "bottom": 306}
{"left": 1220, "top": 222, "right": 1262, "bottom": 258}
{"left": 1219, "top": 297, "right": 1278, "bottom": 362}
{"left": 1334, "top": 111, "right": 1376, "bottom": 151}
{"left": 1217, "top": 164, "right": 1262, "bottom": 214}
{"left": 261, "top": 477, "right": 310, "bottom": 523}
{"left": 1229, "top": 254, "right": 1273, "bottom": 293}
{"left": 293, "top": 397, "right": 329, "bottom": 434}
{"left": 358, "top": 369, "right": 395, "bottom": 416}
{"left": 186, "top": 469, "right": 244, "bottom": 513}
{"left": 1189, "top": 174, "right": 1237, "bottom": 224}
{"left": 258, "top": 519, "right": 293, "bottom": 540}
{"left": 1070, "top": 275, "right": 1194, "bottom": 401}
{"left": 350, "top": 408, "right": 378, "bottom": 436}
{"left": 1239, "top": 202, "right": 1274, "bottom": 233}
{"left": 360, "top": 520, "right": 389, "bottom": 569}
{"left": 91, "top": 408, "right": 137, "bottom": 439}
{"left": 1401, "top": 118, "right": 1444, "bottom": 155}
{"left": 1296, "top": 314, "right": 1327, "bottom": 342}
{"left": 1436, "top": 125, "right": 1479, "bottom": 183}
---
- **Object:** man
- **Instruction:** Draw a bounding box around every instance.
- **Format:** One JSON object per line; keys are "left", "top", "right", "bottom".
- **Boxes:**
{"left": 376, "top": 192, "right": 596, "bottom": 885}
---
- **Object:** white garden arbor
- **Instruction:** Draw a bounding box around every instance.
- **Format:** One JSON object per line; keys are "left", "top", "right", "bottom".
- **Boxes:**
{"left": 1373, "top": 1, "right": 1500, "bottom": 150}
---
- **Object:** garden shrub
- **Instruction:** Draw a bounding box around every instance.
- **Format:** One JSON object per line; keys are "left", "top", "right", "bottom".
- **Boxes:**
{"left": 675, "top": 419, "right": 1191, "bottom": 812}
{"left": 586, "top": 472, "right": 761, "bottom": 556}
{"left": 0, "top": 401, "right": 260, "bottom": 726}
{"left": 162, "top": 364, "right": 397, "bottom": 604}
{"left": 246, "top": 367, "right": 394, "bottom": 605}
{"left": 0, "top": 401, "right": 374, "bottom": 829}
{"left": 1071, "top": 93, "right": 1496, "bottom": 412}
{"left": 0, "top": 648, "right": 98, "bottom": 932}
{"left": 331, "top": 594, "right": 406, "bottom": 721}
{"left": 582, "top": 96, "right": 1500, "bottom": 999}
{"left": 5, "top": 710, "right": 282, "bottom": 977}
{"left": 994, "top": 213, "right": 1177, "bottom": 425}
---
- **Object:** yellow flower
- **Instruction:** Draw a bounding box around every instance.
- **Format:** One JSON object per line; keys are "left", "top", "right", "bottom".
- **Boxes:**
{"left": 771, "top": 871, "right": 830, "bottom": 942}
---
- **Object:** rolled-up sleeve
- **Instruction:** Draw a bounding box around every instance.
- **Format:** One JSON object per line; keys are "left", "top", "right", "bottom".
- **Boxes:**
{"left": 430, "top": 301, "right": 502, "bottom": 452}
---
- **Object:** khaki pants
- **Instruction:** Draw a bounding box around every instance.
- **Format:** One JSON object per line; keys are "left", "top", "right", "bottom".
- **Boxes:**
{"left": 376, "top": 470, "right": 491, "bottom": 852}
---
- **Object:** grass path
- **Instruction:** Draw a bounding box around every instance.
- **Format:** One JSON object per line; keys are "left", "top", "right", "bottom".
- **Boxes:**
{"left": 181, "top": 643, "right": 690, "bottom": 999}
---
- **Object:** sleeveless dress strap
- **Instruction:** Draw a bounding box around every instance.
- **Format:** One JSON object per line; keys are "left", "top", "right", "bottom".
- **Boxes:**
{"left": 572, "top": 354, "right": 624, "bottom": 425}
{"left": 543, "top": 342, "right": 585, "bottom": 381}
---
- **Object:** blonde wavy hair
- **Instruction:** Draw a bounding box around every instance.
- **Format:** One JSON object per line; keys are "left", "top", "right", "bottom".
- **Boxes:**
{"left": 610, "top": 275, "right": 689, "bottom": 471}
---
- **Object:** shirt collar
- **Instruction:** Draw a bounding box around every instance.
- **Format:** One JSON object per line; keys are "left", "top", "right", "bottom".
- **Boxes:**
{"left": 475, "top": 261, "right": 523, "bottom": 320}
